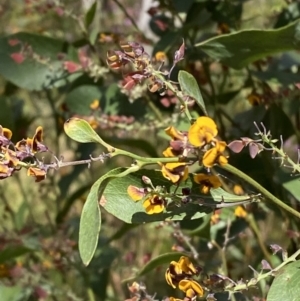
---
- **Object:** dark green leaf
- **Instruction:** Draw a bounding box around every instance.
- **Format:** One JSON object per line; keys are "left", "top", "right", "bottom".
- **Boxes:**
{"left": 56, "top": 183, "right": 91, "bottom": 224}
{"left": 172, "top": 0, "right": 195, "bottom": 13}
{"left": 0, "top": 32, "right": 80, "bottom": 90}
{"left": 107, "top": 223, "right": 138, "bottom": 243}
{"left": 14, "top": 202, "right": 27, "bottom": 231}
{"left": 234, "top": 106, "right": 267, "bottom": 133}
{"left": 88, "top": 245, "right": 119, "bottom": 299}
{"left": 123, "top": 252, "right": 186, "bottom": 282}
{"left": 186, "top": 214, "right": 211, "bottom": 238}
{"left": 85, "top": 1, "right": 97, "bottom": 28}
{"left": 196, "top": 20, "right": 300, "bottom": 69}
{"left": 215, "top": 90, "right": 240, "bottom": 104}
{"left": 64, "top": 85, "right": 102, "bottom": 115}
{"left": 263, "top": 104, "right": 295, "bottom": 139}
{"left": 178, "top": 70, "right": 207, "bottom": 115}
{"left": 0, "top": 246, "right": 34, "bottom": 264}
{"left": 267, "top": 260, "right": 300, "bottom": 301}
{"left": 153, "top": 31, "right": 181, "bottom": 54}
{"left": 0, "top": 96, "right": 14, "bottom": 129}
{"left": 79, "top": 178, "right": 102, "bottom": 266}
{"left": 138, "top": 252, "right": 186, "bottom": 277}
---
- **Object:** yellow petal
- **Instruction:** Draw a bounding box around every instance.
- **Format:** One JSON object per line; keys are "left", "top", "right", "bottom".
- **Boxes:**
{"left": 178, "top": 256, "right": 197, "bottom": 274}
{"left": 216, "top": 140, "right": 227, "bottom": 152}
{"left": 90, "top": 99, "right": 100, "bottom": 110}
{"left": 196, "top": 116, "right": 217, "bottom": 130}
{"left": 233, "top": 185, "right": 244, "bottom": 195}
{"left": 178, "top": 280, "right": 203, "bottom": 296}
{"left": 202, "top": 148, "right": 218, "bottom": 168}
{"left": 162, "top": 147, "right": 176, "bottom": 157}
{"left": 188, "top": 124, "right": 206, "bottom": 147}
{"left": 127, "top": 185, "right": 145, "bottom": 201}
{"left": 165, "top": 269, "right": 176, "bottom": 288}
{"left": 218, "top": 155, "right": 228, "bottom": 165}
{"left": 165, "top": 126, "right": 184, "bottom": 140}
{"left": 2, "top": 128, "right": 12, "bottom": 139}
{"left": 143, "top": 197, "right": 164, "bottom": 214}
{"left": 235, "top": 206, "right": 247, "bottom": 218}
{"left": 201, "top": 185, "right": 209, "bottom": 194}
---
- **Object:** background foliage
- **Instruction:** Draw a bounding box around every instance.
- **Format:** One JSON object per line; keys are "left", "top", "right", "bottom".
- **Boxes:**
{"left": 0, "top": 0, "right": 300, "bottom": 301}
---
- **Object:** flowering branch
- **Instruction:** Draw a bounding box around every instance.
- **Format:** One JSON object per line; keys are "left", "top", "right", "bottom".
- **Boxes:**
{"left": 220, "top": 164, "right": 300, "bottom": 219}
{"left": 226, "top": 248, "right": 300, "bottom": 292}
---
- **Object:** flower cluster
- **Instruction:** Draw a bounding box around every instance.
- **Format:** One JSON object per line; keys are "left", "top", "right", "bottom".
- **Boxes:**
{"left": 127, "top": 185, "right": 166, "bottom": 214}
{"left": 193, "top": 173, "right": 222, "bottom": 194}
{"left": 161, "top": 116, "right": 227, "bottom": 186}
{"left": 127, "top": 117, "right": 228, "bottom": 215}
{"left": 165, "top": 256, "right": 203, "bottom": 300}
{"left": 0, "top": 125, "right": 49, "bottom": 182}
{"left": 107, "top": 42, "right": 166, "bottom": 93}
{"left": 188, "top": 117, "right": 228, "bottom": 168}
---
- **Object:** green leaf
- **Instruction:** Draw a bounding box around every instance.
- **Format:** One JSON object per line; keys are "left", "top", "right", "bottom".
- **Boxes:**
{"left": 56, "top": 183, "right": 92, "bottom": 224}
{"left": 281, "top": 175, "right": 300, "bottom": 202}
{"left": 172, "top": 0, "right": 195, "bottom": 12}
{"left": 186, "top": 214, "right": 211, "bottom": 238}
{"left": 79, "top": 167, "right": 139, "bottom": 265}
{"left": 64, "top": 117, "right": 103, "bottom": 144}
{"left": 0, "top": 32, "right": 80, "bottom": 90}
{"left": 153, "top": 31, "right": 181, "bottom": 54}
{"left": 267, "top": 260, "right": 300, "bottom": 301}
{"left": 0, "top": 285, "right": 30, "bottom": 301}
{"left": 65, "top": 85, "right": 102, "bottom": 115}
{"left": 101, "top": 168, "right": 212, "bottom": 223}
{"left": 14, "top": 202, "right": 28, "bottom": 231}
{"left": 0, "top": 96, "right": 14, "bottom": 129}
{"left": 215, "top": 90, "right": 240, "bottom": 104}
{"left": 210, "top": 187, "right": 256, "bottom": 203}
{"left": 101, "top": 169, "right": 259, "bottom": 223}
{"left": 196, "top": 20, "right": 300, "bottom": 69}
{"left": 85, "top": 1, "right": 97, "bottom": 28}
{"left": 0, "top": 245, "right": 34, "bottom": 264}
{"left": 107, "top": 223, "right": 138, "bottom": 243}
{"left": 79, "top": 178, "right": 102, "bottom": 266}
{"left": 178, "top": 70, "right": 207, "bottom": 115}
{"left": 123, "top": 252, "right": 186, "bottom": 282}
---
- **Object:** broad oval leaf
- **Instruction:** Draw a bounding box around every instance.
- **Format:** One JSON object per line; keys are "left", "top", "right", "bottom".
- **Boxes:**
{"left": 267, "top": 260, "right": 300, "bottom": 301}
{"left": 0, "top": 32, "right": 80, "bottom": 90}
{"left": 101, "top": 168, "right": 258, "bottom": 223}
{"left": 64, "top": 118, "right": 103, "bottom": 144}
{"left": 79, "top": 167, "right": 140, "bottom": 265}
{"left": 178, "top": 70, "right": 207, "bottom": 115}
{"left": 196, "top": 20, "right": 300, "bottom": 69}
{"left": 79, "top": 178, "right": 102, "bottom": 266}
{"left": 65, "top": 85, "right": 102, "bottom": 115}
{"left": 0, "top": 285, "right": 29, "bottom": 301}
{"left": 101, "top": 168, "right": 212, "bottom": 223}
